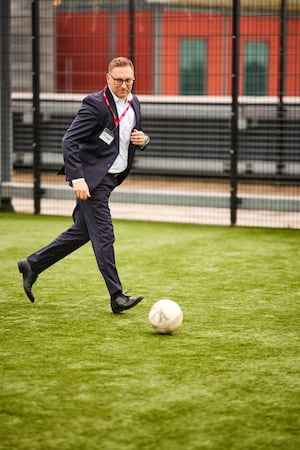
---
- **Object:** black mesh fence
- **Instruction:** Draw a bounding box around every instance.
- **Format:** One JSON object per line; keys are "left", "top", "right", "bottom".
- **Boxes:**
{"left": 1, "top": 0, "right": 299, "bottom": 228}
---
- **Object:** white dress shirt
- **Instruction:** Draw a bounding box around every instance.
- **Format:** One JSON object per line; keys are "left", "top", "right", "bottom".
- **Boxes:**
{"left": 108, "top": 90, "right": 135, "bottom": 174}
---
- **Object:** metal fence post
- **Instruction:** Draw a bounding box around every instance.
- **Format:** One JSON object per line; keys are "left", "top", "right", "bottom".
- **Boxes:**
{"left": 129, "top": 0, "right": 135, "bottom": 64}
{"left": 0, "top": 0, "right": 13, "bottom": 212}
{"left": 276, "top": 0, "right": 287, "bottom": 177}
{"left": 230, "top": 0, "right": 240, "bottom": 226}
{"left": 32, "top": 0, "right": 42, "bottom": 214}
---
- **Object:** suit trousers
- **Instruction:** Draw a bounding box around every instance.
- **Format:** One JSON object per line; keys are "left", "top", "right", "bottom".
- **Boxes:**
{"left": 27, "top": 174, "right": 122, "bottom": 297}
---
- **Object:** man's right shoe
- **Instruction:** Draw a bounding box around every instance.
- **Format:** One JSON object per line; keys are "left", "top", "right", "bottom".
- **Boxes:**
{"left": 111, "top": 293, "right": 144, "bottom": 314}
{"left": 17, "top": 259, "right": 38, "bottom": 303}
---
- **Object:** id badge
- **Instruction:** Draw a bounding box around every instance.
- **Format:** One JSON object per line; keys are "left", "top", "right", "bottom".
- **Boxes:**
{"left": 99, "top": 128, "right": 114, "bottom": 145}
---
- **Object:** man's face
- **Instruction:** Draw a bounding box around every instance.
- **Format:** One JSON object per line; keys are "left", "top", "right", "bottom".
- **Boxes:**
{"left": 106, "top": 65, "right": 135, "bottom": 99}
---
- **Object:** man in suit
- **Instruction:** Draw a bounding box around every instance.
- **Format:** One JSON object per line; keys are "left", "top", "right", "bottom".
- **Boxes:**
{"left": 18, "top": 56, "right": 150, "bottom": 314}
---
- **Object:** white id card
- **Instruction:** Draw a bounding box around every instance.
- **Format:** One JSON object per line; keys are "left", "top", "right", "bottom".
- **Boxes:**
{"left": 99, "top": 128, "right": 114, "bottom": 145}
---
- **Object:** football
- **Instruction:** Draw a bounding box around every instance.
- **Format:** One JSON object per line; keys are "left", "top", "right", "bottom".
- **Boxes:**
{"left": 148, "top": 299, "right": 183, "bottom": 334}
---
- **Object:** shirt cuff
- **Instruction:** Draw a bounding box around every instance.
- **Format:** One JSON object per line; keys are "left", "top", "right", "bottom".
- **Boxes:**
{"left": 140, "top": 135, "right": 150, "bottom": 149}
{"left": 72, "top": 178, "right": 85, "bottom": 184}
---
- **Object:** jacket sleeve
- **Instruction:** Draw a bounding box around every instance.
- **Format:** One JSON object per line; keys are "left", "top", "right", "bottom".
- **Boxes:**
{"left": 131, "top": 95, "right": 150, "bottom": 151}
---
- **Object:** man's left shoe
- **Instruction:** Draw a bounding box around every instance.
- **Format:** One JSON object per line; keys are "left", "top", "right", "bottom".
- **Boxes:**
{"left": 111, "top": 293, "right": 144, "bottom": 314}
{"left": 17, "top": 258, "right": 38, "bottom": 303}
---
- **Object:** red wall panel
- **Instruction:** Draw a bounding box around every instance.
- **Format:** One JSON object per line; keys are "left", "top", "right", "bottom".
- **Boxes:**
{"left": 286, "top": 19, "right": 300, "bottom": 96}
{"left": 161, "top": 12, "right": 225, "bottom": 95}
{"left": 115, "top": 11, "right": 153, "bottom": 94}
{"left": 239, "top": 16, "right": 280, "bottom": 96}
{"left": 56, "top": 13, "right": 109, "bottom": 93}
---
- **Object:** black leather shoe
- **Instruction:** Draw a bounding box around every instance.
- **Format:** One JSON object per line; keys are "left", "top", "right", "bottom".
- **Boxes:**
{"left": 111, "top": 293, "right": 144, "bottom": 314}
{"left": 17, "top": 259, "right": 38, "bottom": 303}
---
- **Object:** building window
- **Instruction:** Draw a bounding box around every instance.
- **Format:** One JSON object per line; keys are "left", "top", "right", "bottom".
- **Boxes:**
{"left": 244, "top": 41, "right": 268, "bottom": 95}
{"left": 180, "top": 38, "right": 207, "bottom": 95}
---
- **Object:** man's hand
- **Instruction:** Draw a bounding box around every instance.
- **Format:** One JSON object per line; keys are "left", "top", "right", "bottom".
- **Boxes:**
{"left": 131, "top": 129, "right": 149, "bottom": 147}
{"left": 72, "top": 179, "right": 91, "bottom": 200}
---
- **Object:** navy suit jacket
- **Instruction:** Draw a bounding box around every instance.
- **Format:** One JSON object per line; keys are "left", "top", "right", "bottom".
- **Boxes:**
{"left": 60, "top": 87, "right": 147, "bottom": 191}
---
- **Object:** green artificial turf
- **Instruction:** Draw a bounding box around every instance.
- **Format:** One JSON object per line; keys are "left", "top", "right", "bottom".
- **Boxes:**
{"left": 0, "top": 212, "right": 299, "bottom": 450}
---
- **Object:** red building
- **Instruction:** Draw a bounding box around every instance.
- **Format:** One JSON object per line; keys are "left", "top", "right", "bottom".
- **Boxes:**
{"left": 55, "top": 2, "right": 300, "bottom": 96}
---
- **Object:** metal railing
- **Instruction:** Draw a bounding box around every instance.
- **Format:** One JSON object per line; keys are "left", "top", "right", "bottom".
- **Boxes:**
{"left": 12, "top": 93, "right": 300, "bottom": 181}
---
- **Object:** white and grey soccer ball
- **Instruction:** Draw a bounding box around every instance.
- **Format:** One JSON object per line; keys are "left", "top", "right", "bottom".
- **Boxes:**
{"left": 149, "top": 299, "right": 183, "bottom": 334}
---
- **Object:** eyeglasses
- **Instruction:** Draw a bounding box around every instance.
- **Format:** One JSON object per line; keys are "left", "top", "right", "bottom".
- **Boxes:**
{"left": 109, "top": 74, "right": 135, "bottom": 86}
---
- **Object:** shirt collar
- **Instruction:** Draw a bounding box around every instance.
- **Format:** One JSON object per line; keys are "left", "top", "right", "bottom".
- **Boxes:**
{"left": 108, "top": 86, "right": 133, "bottom": 104}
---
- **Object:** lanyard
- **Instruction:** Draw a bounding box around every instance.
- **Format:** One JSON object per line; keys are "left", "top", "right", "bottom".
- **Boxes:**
{"left": 103, "top": 86, "right": 131, "bottom": 128}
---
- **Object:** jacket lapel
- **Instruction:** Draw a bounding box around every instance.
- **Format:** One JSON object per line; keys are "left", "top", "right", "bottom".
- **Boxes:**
{"left": 130, "top": 96, "right": 140, "bottom": 127}
{"left": 106, "top": 89, "right": 118, "bottom": 117}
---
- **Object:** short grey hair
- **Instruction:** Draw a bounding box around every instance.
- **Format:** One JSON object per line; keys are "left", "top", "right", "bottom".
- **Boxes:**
{"left": 108, "top": 57, "right": 134, "bottom": 73}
